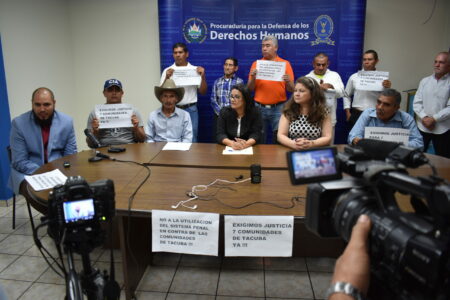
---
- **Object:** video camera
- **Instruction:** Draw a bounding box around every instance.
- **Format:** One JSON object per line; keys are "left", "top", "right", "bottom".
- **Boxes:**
{"left": 287, "top": 140, "right": 450, "bottom": 300}
{"left": 47, "top": 176, "right": 115, "bottom": 252}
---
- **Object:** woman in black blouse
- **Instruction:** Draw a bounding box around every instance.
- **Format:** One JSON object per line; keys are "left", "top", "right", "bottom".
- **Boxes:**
{"left": 216, "top": 84, "right": 262, "bottom": 150}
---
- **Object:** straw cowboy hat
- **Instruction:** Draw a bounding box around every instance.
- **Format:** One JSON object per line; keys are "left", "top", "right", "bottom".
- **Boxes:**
{"left": 154, "top": 79, "right": 185, "bottom": 103}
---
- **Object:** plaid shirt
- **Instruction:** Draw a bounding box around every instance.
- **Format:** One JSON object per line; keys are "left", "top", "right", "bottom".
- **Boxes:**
{"left": 210, "top": 74, "right": 244, "bottom": 115}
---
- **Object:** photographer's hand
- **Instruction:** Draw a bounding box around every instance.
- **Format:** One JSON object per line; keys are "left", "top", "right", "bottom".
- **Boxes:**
{"left": 329, "top": 214, "right": 371, "bottom": 299}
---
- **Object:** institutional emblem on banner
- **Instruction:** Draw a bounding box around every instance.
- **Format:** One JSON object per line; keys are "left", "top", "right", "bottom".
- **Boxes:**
{"left": 183, "top": 18, "right": 208, "bottom": 43}
{"left": 311, "top": 15, "right": 335, "bottom": 46}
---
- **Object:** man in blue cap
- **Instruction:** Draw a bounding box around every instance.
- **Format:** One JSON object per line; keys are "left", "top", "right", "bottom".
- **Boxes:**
{"left": 86, "top": 79, "right": 146, "bottom": 147}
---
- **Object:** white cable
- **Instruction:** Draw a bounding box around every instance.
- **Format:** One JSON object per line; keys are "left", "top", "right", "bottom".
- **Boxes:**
{"left": 171, "top": 177, "right": 251, "bottom": 210}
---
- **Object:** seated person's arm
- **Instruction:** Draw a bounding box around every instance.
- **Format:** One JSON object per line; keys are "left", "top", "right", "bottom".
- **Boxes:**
{"left": 277, "top": 114, "right": 300, "bottom": 150}
{"left": 181, "top": 114, "right": 193, "bottom": 143}
{"left": 145, "top": 117, "right": 155, "bottom": 143}
{"left": 63, "top": 122, "right": 78, "bottom": 155}
{"left": 405, "top": 115, "right": 424, "bottom": 150}
{"left": 86, "top": 113, "right": 100, "bottom": 148}
{"left": 310, "top": 113, "right": 332, "bottom": 147}
{"left": 347, "top": 111, "right": 369, "bottom": 145}
{"left": 247, "top": 108, "right": 263, "bottom": 145}
{"left": 10, "top": 121, "right": 40, "bottom": 174}
{"left": 131, "top": 114, "right": 146, "bottom": 143}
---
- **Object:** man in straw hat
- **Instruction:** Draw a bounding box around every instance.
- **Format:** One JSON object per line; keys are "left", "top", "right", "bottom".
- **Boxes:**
{"left": 145, "top": 79, "right": 193, "bottom": 142}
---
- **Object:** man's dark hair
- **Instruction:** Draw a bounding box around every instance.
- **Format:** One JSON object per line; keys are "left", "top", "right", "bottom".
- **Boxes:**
{"left": 31, "top": 87, "right": 55, "bottom": 101}
{"left": 224, "top": 57, "right": 238, "bottom": 66}
{"left": 364, "top": 49, "right": 379, "bottom": 60}
{"left": 381, "top": 88, "right": 401, "bottom": 105}
{"left": 172, "top": 42, "right": 188, "bottom": 53}
{"left": 314, "top": 52, "right": 329, "bottom": 60}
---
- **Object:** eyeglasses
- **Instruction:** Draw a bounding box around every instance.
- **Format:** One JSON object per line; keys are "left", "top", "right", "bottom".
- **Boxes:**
{"left": 230, "top": 94, "right": 242, "bottom": 100}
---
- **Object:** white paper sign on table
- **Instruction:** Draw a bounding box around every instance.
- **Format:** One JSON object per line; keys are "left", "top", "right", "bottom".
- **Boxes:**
{"left": 364, "top": 127, "right": 409, "bottom": 145}
{"left": 224, "top": 215, "right": 294, "bottom": 257}
{"left": 255, "top": 60, "right": 286, "bottom": 82}
{"left": 222, "top": 146, "right": 253, "bottom": 155}
{"left": 162, "top": 142, "right": 192, "bottom": 151}
{"left": 95, "top": 103, "right": 133, "bottom": 129}
{"left": 152, "top": 210, "right": 220, "bottom": 256}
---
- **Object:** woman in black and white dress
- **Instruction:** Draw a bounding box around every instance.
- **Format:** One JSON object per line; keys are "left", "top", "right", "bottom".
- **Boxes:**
{"left": 277, "top": 76, "right": 332, "bottom": 150}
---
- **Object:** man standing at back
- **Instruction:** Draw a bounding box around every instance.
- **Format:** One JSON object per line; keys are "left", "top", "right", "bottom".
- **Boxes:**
{"left": 413, "top": 51, "right": 450, "bottom": 158}
{"left": 343, "top": 50, "right": 392, "bottom": 127}
{"left": 86, "top": 79, "right": 146, "bottom": 147}
{"left": 247, "top": 35, "right": 294, "bottom": 143}
{"left": 305, "top": 52, "right": 345, "bottom": 140}
{"left": 9, "top": 87, "right": 77, "bottom": 195}
{"left": 160, "top": 42, "right": 207, "bottom": 142}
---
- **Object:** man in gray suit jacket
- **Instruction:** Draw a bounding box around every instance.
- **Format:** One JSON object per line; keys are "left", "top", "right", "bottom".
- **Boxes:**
{"left": 9, "top": 87, "right": 77, "bottom": 194}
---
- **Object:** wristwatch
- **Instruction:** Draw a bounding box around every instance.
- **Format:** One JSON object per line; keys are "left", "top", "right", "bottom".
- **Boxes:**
{"left": 326, "top": 281, "right": 367, "bottom": 300}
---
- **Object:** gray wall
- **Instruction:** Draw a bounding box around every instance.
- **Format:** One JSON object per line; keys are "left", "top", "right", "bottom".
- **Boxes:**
{"left": 1, "top": 0, "right": 449, "bottom": 149}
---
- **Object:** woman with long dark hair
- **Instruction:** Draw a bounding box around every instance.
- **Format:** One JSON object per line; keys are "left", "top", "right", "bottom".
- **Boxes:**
{"left": 216, "top": 84, "right": 262, "bottom": 150}
{"left": 277, "top": 77, "right": 332, "bottom": 149}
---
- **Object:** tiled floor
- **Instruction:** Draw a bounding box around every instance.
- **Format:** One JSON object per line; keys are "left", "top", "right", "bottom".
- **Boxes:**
{"left": 0, "top": 196, "right": 336, "bottom": 299}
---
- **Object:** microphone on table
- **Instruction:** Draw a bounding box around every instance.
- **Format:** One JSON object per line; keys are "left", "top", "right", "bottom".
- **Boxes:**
{"left": 84, "top": 129, "right": 104, "bottom": 162}
{"left": 250, "top": 164, "right": 261, "bottom": 184}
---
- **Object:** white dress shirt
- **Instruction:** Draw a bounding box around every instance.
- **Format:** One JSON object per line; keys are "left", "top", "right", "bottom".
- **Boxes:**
{"left": 413, "top": 73, "right": 450, "bottom": 134}
{"left": 343, "top": 71, "right": 385, "bottom": 111}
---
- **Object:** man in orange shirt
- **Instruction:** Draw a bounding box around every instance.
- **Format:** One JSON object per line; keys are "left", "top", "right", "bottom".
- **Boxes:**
{"left": 248, "top": 35, "right": 295, "bottom": 143}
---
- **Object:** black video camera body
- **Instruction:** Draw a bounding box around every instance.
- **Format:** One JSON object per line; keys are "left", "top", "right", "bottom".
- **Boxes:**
{"left": 287, "top": 143, "right": 450, "bottom": 300}
{"left": 47, "top": 176, "right": 115, "bottom": 252}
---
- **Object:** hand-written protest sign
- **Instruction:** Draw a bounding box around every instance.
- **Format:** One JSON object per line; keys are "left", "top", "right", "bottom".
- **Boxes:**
{"left": 355, "top": 71, "right": 389, "bottom": 91}
{"left": 95, "top": 103, "right": 133, "bottom": 129}
{"left": 256, "top": 60, "right": 286, "bottom": 82}
{"left": 364, "top": 127, "right": 409, "bottom": 145}
{"left": 172, "top": 68, "right": 201, "bottom": 86}
{"left": 152, "top": 210, "right": 219, "bottom": 256}
{"left": 224, "top": 215, "right": 293, "bottom": 257}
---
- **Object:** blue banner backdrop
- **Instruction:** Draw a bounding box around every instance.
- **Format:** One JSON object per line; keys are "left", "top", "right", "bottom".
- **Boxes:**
{"left": 158, "top": 0, "right": 366, "bottom": 143}
{"left": 0, "top": 35, "right": 12, "bottom": 200}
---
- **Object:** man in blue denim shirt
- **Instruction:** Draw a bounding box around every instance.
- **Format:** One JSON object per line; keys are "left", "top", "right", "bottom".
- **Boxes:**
{"left": 348, "top": 89, "right": 423, "bottom": 149}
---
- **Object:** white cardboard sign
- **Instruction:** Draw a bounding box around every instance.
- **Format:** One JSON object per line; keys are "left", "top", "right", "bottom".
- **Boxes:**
{"left": 364, "top": 127, "right": 409, "bottom": 145}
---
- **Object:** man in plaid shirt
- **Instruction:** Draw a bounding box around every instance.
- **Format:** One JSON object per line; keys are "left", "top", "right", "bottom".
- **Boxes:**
{"left": 211, "top": 57, "right": 244, "bottom": 117}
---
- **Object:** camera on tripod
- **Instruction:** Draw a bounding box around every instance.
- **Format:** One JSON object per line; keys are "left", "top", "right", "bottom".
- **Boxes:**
{"left": 286, "top": 140, "right": 450, "bottom": 300}
{"left": 43, "top": 176, "right": 119, "bottom": 300}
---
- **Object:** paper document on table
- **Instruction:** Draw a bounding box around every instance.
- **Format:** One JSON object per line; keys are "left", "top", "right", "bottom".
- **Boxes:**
{"left": 222, "top": 146, "right": 253, "bottom": 155}
{"left": 162, "top": 142, "right": 192, "bottom": 151}
{"left": 25, "top": 169, "right": 68, "bottom": 191}
{"left": 256, "top": 60, "right": 286, "bottom": 82}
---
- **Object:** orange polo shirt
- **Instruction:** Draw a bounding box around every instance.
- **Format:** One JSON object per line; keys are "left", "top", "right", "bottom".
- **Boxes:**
{"left": 249, "top": 56, "right": 294, "bottom": 105}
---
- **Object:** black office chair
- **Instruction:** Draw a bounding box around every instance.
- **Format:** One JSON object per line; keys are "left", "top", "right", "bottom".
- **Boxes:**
{"left": 6, "top": 146, "right": 16, "bottom": 229}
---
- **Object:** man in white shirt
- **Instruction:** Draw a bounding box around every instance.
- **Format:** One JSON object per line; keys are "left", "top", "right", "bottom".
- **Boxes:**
{"left": 160, "top": 42, "right": 207, "bottom": 142}
{"left": 306, "top": 52, "right": 344, "bottom": 140}
{"left": 413, "top": 51, "right": 450, "bottom": 158}
{"left": 343, "top": 50, "right": 392, "bottom": 127}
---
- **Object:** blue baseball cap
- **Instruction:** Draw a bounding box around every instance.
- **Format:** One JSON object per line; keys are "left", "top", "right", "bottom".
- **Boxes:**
{"left": 103, "top": 79, "right": 122, "bottom": 90}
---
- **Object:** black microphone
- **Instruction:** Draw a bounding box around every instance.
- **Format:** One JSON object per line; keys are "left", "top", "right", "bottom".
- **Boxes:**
{"left": 84, "top": 128, "right": 102, "bottom": 149}
{"left": 95, "top": 151, "right": 111, "bottom": 160}
{"left": 250, "top": 164, "right": 261, "bottom": 184}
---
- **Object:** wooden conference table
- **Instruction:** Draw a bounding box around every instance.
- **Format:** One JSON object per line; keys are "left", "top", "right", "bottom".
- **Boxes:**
{"left": 25, "top": 143, "right": 450, "bottom": 300}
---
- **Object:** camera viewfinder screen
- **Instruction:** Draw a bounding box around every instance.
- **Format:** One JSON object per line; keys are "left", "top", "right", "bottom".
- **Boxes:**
{"left": 289, "top": 148, "right": 340, "bottom": 184}
{"left": 63, "top": 199, "right": 95, "bottom": 223}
